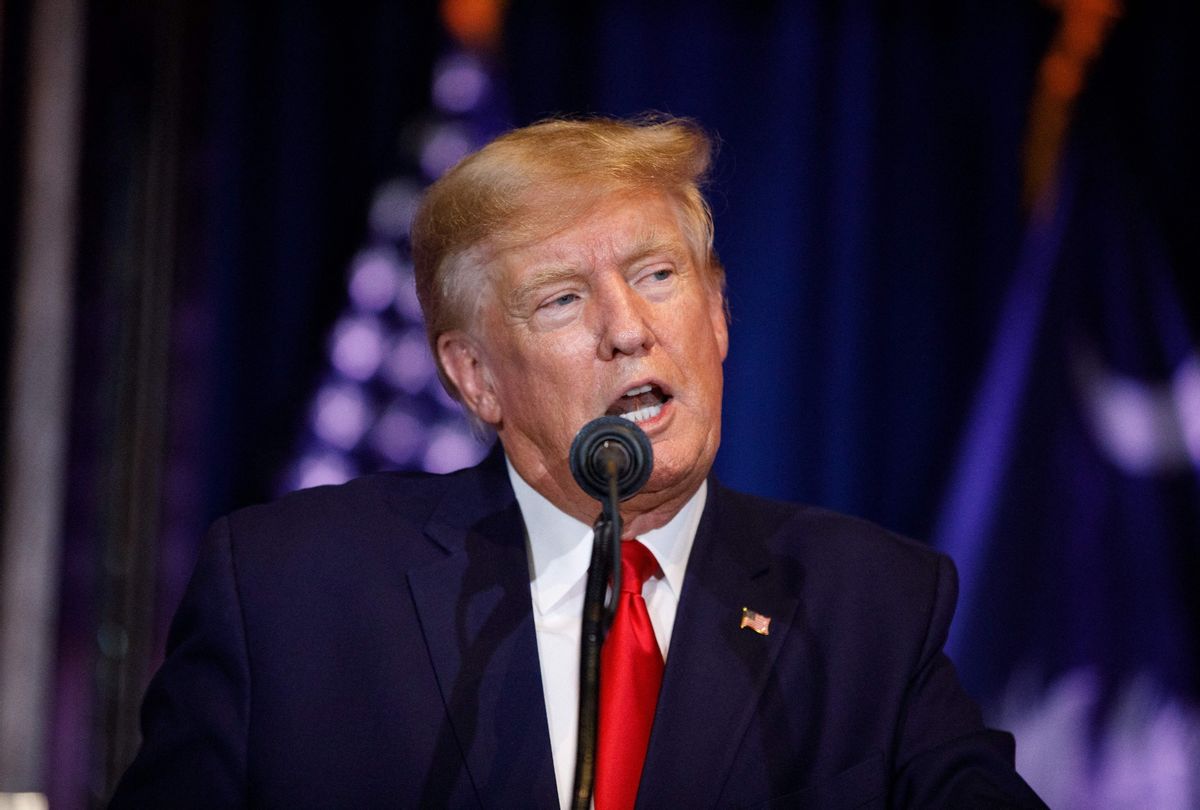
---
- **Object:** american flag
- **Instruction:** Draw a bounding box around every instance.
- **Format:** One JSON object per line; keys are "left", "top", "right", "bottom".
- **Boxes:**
{"left": 740, "top": 607, "right": 771, "bottom": 636}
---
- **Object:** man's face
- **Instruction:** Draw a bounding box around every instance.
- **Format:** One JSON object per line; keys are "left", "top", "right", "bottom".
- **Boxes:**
{"left": 440, "top": 189, "right": 728, "bottom": 524}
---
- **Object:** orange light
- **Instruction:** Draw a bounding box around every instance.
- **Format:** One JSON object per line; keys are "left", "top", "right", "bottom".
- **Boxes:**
{"left": 1022, "top": 0, "right": 1123, "bottom": 214}
{"left": 441, "top": 0, "right": 508, "bottom": 52}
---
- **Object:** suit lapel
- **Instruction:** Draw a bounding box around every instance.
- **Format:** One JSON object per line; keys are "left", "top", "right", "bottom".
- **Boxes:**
{"left": 638, "top": 481, "right": 806, "bottom": 808}
{"left": 407, "top": 456, "right": 559, "bottom": 809}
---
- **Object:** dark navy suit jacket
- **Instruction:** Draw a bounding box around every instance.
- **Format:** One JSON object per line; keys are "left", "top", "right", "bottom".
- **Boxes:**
{"left": 111, "top": 453, "right": 1044, "bottom": 808}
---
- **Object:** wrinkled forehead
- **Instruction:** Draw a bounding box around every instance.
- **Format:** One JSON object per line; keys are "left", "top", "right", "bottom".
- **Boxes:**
{"left": 479, "top": 183, "right": 706, "bottom": 277}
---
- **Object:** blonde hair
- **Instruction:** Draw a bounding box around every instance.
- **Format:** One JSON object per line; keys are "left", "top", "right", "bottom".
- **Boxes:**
{"left": 411, "top": 114, "right": 723, "bottom": 401}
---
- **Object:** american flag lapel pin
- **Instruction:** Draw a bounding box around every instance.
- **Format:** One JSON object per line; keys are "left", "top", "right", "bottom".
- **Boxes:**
{"left": 740, "top": 607, "right": 771, "bottom": 636}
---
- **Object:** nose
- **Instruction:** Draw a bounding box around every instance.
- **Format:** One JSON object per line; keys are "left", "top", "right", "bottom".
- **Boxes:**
{"left": 596, "top": 278, "right": 655, "bottom": 360}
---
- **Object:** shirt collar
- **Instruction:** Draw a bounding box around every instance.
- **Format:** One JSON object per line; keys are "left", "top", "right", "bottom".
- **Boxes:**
{"left": 506, "top": 457, "right": 707, "bottom": 614}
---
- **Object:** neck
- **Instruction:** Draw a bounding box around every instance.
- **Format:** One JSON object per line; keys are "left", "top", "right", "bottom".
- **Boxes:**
{"left": 504, "top": 450, "right": 705, "bottom": 539}
{"left": 617, "top": 487, "right": 700, "bottom": 538}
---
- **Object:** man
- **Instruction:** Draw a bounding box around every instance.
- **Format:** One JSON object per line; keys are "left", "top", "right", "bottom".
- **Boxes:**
{"left": 112, "top": 116, "right": 1045, "bottom": 808}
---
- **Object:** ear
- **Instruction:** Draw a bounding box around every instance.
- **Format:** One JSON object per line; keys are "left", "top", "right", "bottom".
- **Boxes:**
{"left": 707, "top": 288, "right": 729, "bottom": 361}
{"left": 437, "top": 330, "right": 502, "bottom": 425}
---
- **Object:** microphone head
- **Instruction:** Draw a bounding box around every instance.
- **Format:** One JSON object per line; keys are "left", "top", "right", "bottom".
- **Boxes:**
{"left": 569, "top": 416, "right": 654, "bottom": 501}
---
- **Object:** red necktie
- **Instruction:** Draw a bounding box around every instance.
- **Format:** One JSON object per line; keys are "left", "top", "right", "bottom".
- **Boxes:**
{"left": 595, "top": 540, "right": 663, "bottom": 810}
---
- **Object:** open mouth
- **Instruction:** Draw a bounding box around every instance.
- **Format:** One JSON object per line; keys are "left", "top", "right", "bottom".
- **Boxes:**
{"left": 605, "top": 383, "right": 672, "bottom": 424}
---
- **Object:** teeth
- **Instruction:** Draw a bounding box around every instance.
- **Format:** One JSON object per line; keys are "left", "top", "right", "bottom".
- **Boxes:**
{"left": 624, "top": 384, "right": 653, "bottom": 397}
{"left": 618, "top": 402, "right": 663, "bottom": 424}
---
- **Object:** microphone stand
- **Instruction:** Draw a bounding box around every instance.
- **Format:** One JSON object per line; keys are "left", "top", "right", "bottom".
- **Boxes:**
{"left": 570, "top": 455, "right": 623, "bottom": 810}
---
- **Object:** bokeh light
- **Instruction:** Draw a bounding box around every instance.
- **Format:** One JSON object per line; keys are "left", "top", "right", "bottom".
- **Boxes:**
{"left": 432, "top": 53, "right": 489, "bottom": 114}
{"left": 348, "top": 249, "right": 401, "bottom": 313}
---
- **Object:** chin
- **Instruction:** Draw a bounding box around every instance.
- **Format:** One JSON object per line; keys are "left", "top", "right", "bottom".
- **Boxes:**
{"left": 643, "top": 451, "right": 708, "bottom": 497}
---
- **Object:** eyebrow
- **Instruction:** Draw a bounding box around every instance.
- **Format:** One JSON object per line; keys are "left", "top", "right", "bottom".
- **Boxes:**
{"left": 621, "top": 232, "right": 688, "bottom": 266}
{"left": 505, "top": 266, "right": 582, "bottom": 312}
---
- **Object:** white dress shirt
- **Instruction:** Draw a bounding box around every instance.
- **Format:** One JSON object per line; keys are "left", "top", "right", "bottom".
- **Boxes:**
{"left": 505, "top": 459, "right": 707, "bottom": 810}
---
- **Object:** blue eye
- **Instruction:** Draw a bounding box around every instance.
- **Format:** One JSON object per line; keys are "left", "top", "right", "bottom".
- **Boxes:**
{"left": 550, "top": 293, "right": 578, "bottom": 307}
{"left": 651, "top": 269, "right": 672, "bottom": 281}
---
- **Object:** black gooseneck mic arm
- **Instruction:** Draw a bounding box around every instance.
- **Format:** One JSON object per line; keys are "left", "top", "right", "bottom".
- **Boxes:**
{"left": 569, "top": 461, "right": 619, "bottom": 810}
{"left": 567, "top": 416, "right": 653, "bottom": 810}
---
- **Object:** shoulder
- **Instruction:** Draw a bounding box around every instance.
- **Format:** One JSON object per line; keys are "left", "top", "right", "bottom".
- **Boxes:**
{"left": 217, "top": 460, "right": 503, "bottom": 578}
{"left": 227, "top": 468, "right": 451, "bottom": 539}
{"left": 713, "top": 484, "right": 948, "bottom": 574}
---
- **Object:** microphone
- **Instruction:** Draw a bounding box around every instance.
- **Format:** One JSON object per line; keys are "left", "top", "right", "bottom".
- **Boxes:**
{"left": 567, "top": 415, "right": 653, "bottom": 810}
{"left": 569, "top": 416, "right": 653, "bottom": 501}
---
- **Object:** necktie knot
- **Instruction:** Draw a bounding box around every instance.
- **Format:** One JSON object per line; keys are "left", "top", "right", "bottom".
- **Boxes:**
{"left": 619, "top": 540, "right": 659, "bottom": 595}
